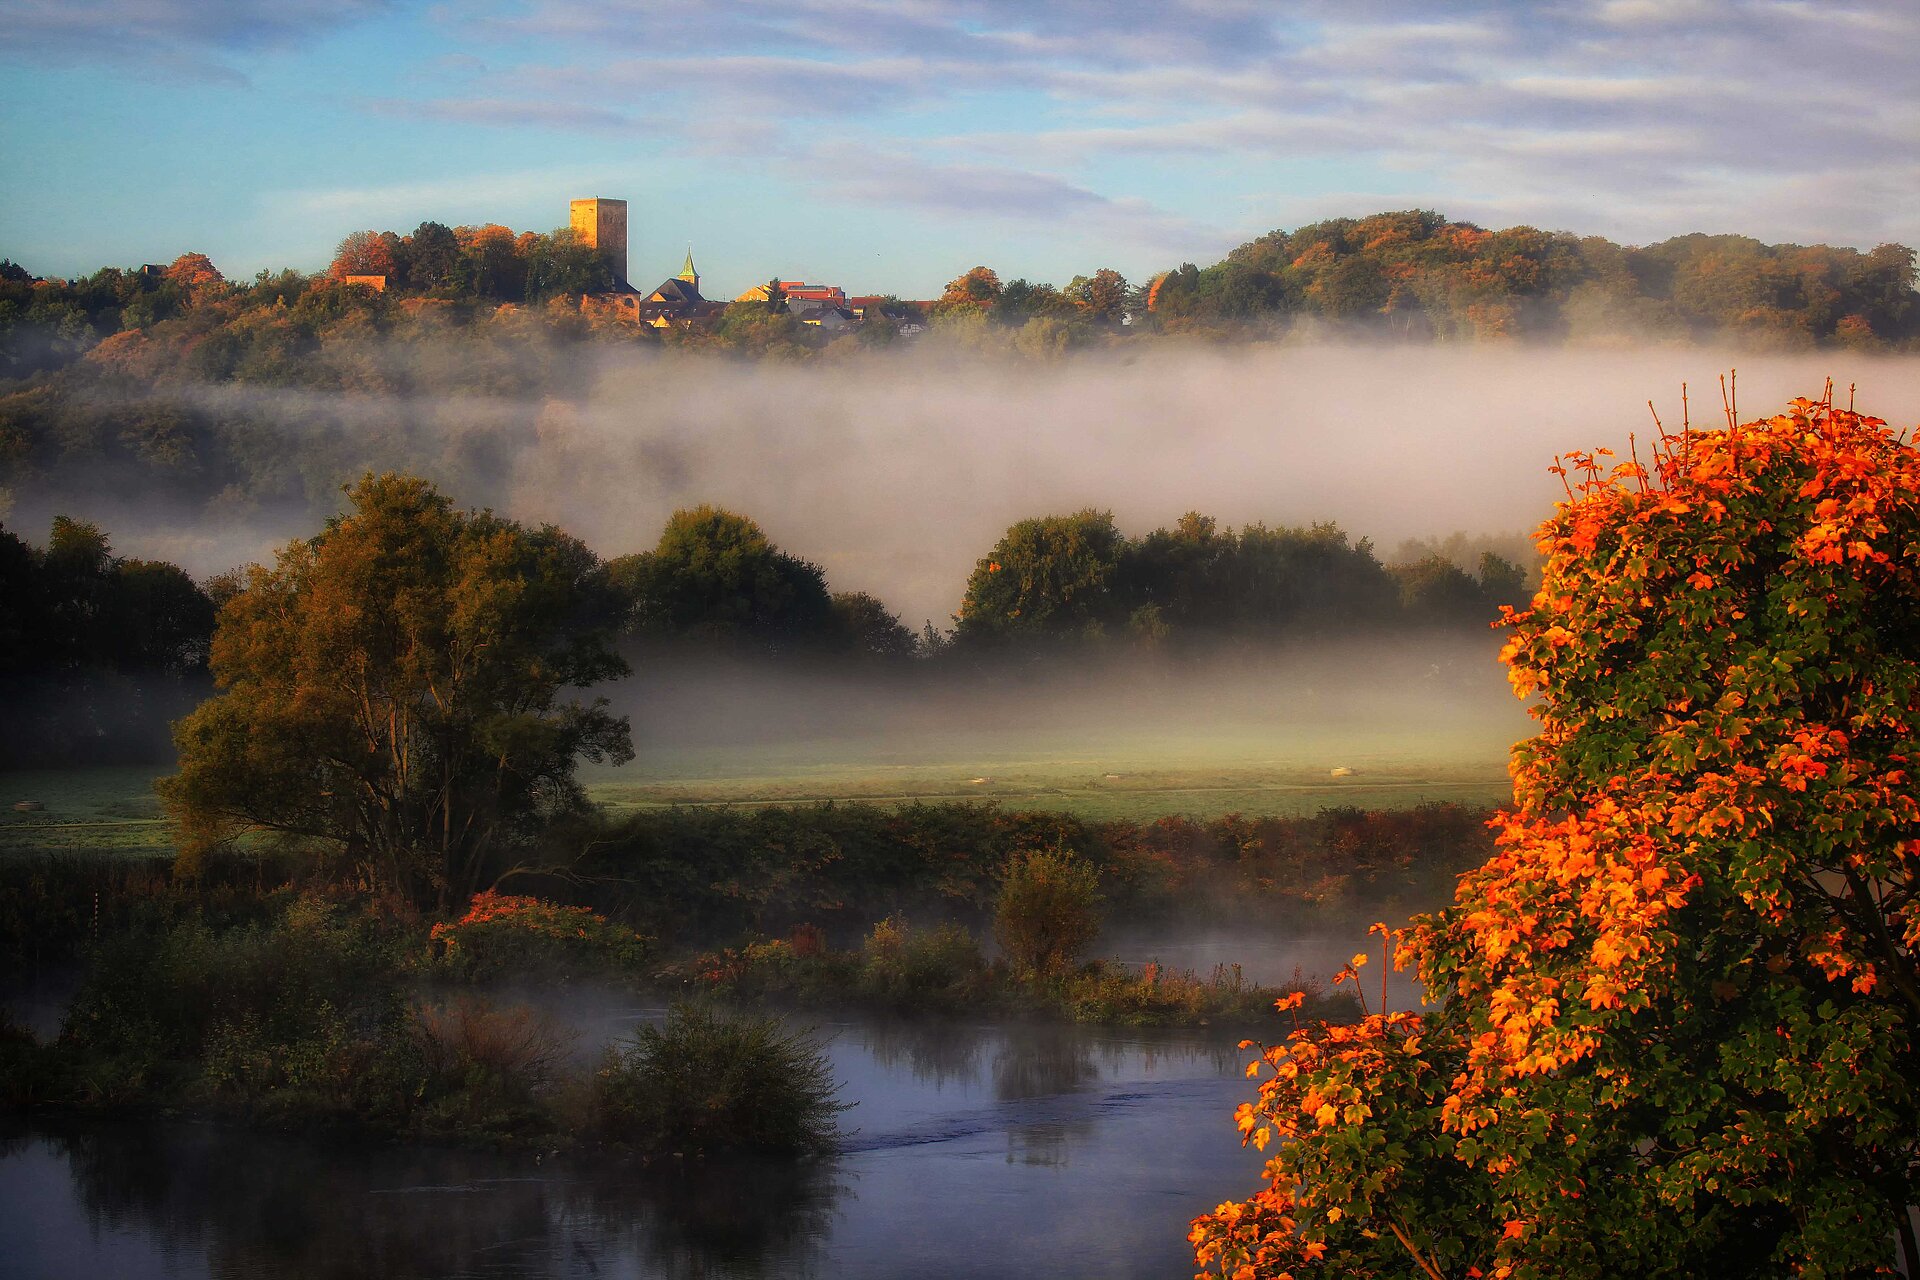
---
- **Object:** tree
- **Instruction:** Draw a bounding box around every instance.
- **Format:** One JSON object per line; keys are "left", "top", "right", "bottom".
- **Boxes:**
{"left": 1065, "top": 267, "right": 1130, "bottom": 321}
{"left": 828, "top": 591, "right": 917, "bottom": 662}
{"left": 329, "top": 230, "right": 396, "bottom": 280}
{"left": 164, "top": 253, "right": 224, "bottom": 292}
{"left": 1192, "top": 394, "right": 1920, "bottom": 1279}
{"left": 523, "top": 227, "right": 613, "bottom": 300}
{"left": 954, "top": 510, "right": 1128, "bottom": 644}
{"left": 454, "top": 224, "right": 527, "bottom": 301}
{"left": 160, "top": 474, "right": 632, "bottom": 905}
{"left": 940, "top": 265, "right": 1002, "bottom": 309}
{"left": 399, "top": 221, "right": 462, "bottom": 294}
{"left": 609, "top": 505, "right": 837, "bottom": 655}
{"left": 995, "top": 847, "right": 1101, "bottom": 981}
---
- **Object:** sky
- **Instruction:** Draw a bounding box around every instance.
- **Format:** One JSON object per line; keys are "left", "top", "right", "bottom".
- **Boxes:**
{"left": 1, "top": 0, "right": 1916, "bottom": 298}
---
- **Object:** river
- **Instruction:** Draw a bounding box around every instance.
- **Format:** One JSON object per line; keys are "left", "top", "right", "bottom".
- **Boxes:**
{"left": 2, "top": 1009, "right": 1286, "bottom": 1279}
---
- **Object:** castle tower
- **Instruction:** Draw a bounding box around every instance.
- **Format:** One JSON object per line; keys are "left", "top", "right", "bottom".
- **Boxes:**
{"left": 570, "top": 197, "right": 629, "bottom": 288}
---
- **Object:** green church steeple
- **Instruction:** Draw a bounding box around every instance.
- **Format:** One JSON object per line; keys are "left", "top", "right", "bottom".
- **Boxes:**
{"left": 677, "top": 247, "right": 698, "bottom": 287}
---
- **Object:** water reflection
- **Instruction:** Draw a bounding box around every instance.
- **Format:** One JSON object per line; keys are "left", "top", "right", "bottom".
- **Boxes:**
{"left": 6, "top": 1014, "right": 1270, "bottom": 1280}
{"left": 6, "top": 1117, "right": 842, "bottom": 1280}
{"left": 991, "top": 1024, "right": 1098, "bottom": 1101}
{"left": 857, "top": 1017, "right": 985, "bottom": 1090}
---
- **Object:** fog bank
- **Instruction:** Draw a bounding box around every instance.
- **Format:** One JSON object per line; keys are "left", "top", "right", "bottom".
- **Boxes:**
{"left": 33, "top": 344, "right": 1920, "bottom": 627}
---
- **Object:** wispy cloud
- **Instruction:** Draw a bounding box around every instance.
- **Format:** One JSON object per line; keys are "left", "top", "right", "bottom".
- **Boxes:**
{"left": 796, "top": 143, "right": 1221, "bottom": 254}
{"left": 0, "top": 0, "right": 391, "bottom": 81}
{"left": 362, "top": 97, "right": 643, "bottom": 133}
{"left": 385, "top": 0, "right": 1920, "bottom": 248}
{"left": 10, "top": 0, "right": 1914, "bottom": 271}
{"left": 259, "top": 166, "right": 622, "bottom": 228}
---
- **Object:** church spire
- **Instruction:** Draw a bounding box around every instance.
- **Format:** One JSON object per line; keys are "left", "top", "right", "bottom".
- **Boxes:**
{"left": 678, "top": 247, "right": 698, "bottom": 286}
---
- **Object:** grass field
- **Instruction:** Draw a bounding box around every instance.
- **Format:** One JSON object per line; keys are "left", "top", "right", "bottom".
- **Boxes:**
{"left": 1, "top": 725, "right": 1515, "bottom": 863}
{"left": 596, "top": 721, "right": 1514, "bottom": 821}
{"left": 1, "top": 765, "right": 175, "bottom": 860}
{"left": 3, "top": 648, "right": 1532, "bottom": 860}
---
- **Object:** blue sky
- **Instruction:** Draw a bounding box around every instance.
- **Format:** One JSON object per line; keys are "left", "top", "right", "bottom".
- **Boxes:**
{"left": 2, "top": 0, "right": 1915, "bottom": 299}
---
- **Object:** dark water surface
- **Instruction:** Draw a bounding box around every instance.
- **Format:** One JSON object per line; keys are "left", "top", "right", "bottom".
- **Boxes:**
{"left": 1, "top": 1016, "right": 1274, "bottom": 1279}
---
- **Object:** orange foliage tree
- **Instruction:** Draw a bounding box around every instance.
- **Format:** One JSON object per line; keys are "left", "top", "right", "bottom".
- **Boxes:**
{"left": 329, "top": 229, "right": 397, "bottom": 279}
{"left": 1192, "top": 392, "right": 1920, "bottom": 1279}
{"left": 940, "top": 265, "right": 1003, "bottom": 308}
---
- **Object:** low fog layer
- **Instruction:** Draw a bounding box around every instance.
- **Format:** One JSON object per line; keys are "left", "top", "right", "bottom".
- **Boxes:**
{"left": 588, "top": 635, "right": 1531, "bottom": 817}
{"left": 27, "top": 345, "right": 1920, "bottom": 628}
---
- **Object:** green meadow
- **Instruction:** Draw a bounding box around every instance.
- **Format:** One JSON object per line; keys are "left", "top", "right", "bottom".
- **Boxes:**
{"left": 3, "top": 720, "right": 1515, "bottom": 862}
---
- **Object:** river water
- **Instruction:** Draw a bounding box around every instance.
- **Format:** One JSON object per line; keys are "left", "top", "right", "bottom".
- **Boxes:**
{"left": 1, "top": 1011, "right": 1287, "bottom": 1279}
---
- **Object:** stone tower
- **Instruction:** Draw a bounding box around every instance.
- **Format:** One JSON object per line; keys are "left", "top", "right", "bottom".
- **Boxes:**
{"left": 569, "top": 197, "right": 628, "bottom": 288}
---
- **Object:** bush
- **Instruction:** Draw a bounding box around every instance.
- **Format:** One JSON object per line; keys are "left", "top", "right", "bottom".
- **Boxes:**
{"left": 857, "top": 916, "right": 990, "bottom": 1010}
{"left": 591, "top": 1003, "right": 846, "bottom": 1158}
{"left": 428, "top": 891, "right": 650, "bottom": 981}
{"left": 62, "top": 892, "right": 403, "bottom": 1085}
{"left": 1061, "top": 962, "right": 1347, "bottom": 1028}
{"left": 995, "top": 846, "right": 1101, "bottom": 980}
{"left": 406, "top": 996, "right": 574, "bottom": 1142}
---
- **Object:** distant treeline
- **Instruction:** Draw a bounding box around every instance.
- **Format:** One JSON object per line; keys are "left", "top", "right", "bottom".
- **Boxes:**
{"left": 0, "top": 516, "right": 214, "bottom": 767}
{"left": 2, "top": 209, "right": 1913, "bottom": 525}
{"left": 0, "top": 497, "right": 1523, "bottom": 766}
{"left": 2, "top": 205, "right": 1912, "bottom": 378}
{"left": 1147, "top": 210, "right": 1918, "bottom": 347}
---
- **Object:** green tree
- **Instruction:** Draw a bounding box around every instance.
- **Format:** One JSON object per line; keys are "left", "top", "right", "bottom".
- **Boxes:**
{"left": 1193, "top": 394, "right": 1920, "bottom": 1279}
{"left": 160, "top": 474, "right": 632, "bottom": 905}
{"left": 954, "top": 510, "right": 1129, "bottom": 644}
{"left": 523, "top": 227, "right": 613, "bottom": 300}
{"left": 400, "top": 221, "right": 462, "bottom": 294}
{"left": 610, "top": 505, "right": 836, "bottom": 654}
{"left": 828, "top": 591, "right": 917, "bottom": 662}
{"left": 1389, "top": 554, "right": 1494, "bottom": 626}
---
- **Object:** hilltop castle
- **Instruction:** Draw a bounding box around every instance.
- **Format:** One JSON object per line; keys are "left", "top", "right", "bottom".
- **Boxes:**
{"left": 569, "top": 197, "right": 628, "bottom": 288}
{"left": 573, "top": 196, "right": 721, "bottom": 327}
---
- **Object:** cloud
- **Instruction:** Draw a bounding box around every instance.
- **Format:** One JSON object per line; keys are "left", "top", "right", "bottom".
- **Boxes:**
{"left": 0, "top": 0, "right": 391, "bottom": 80}
{"left": 259, "top": 166, "right": 622, "bottom": 229}
{"left": 362, "top": 96, "right": 643, "bottom": 133}
{"left": 793, "top": 144, "right": 1222, "bottom": 254}
{"left": 397, "top": 0, "right": 1917, "bottom": 251}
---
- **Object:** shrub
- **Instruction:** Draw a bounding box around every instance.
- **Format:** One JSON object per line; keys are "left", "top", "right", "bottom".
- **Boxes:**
{"left": 995, "top": 847, "right": 1101, "bottom": 980}
{"left": 591, "top": 1003, "right": 846, "bottom": 1158}
{"left": 63, "top": 892, "right": 402, "bottom": 1077}
{"left": 428, "top": 891, "right": 649, "bottom": 981}
{"left": 1062, "top": 962, "right": 1346, "bottom": 1028}
{"left": 857, "top": 916, "right": 990, "bottom": 1009}
{"left": 406, "top": 996, "right": 574, "bottom": 1142}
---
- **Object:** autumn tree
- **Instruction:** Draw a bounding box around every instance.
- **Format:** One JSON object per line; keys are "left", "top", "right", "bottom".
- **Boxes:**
{"left": 1192, "top": 393, "right": 1920, "bottom": 1279}
{"left": 995, "top": 847, "right": 1102, "bottom": 981}
{"left": 163, "top": 253, "right": 224, "bottom": 292}
{"left": 454, "top": 224, "right": 526, "bottom": 300}
{"left": 329, "top": 230, "right": 397, "bottom": 280}
{"left": 940, "top": 265, "right": 1003, "bottom": 309}
{"left": 1065, "top": 267, "right": 1131, "bottom": 321}
{"left": 160, "top": 474, "right": 632, "bottom": 905}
